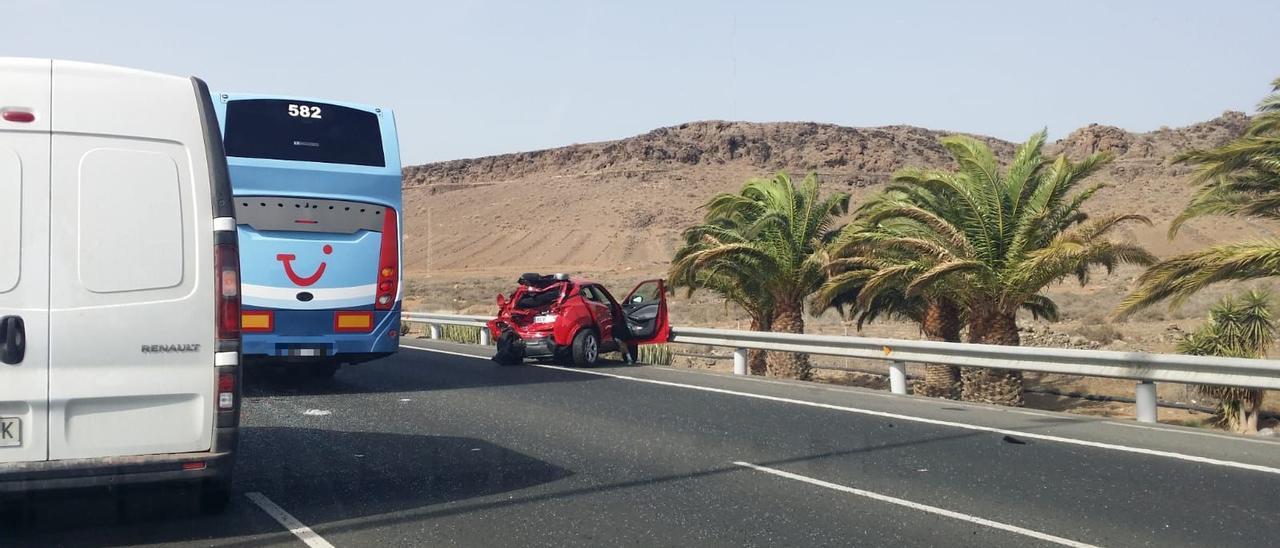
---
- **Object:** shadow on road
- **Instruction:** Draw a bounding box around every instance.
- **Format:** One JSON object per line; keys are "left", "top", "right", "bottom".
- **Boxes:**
{"left": 0, "top": 428, "right": 572, "bottom": 547}
{"left": 243, "top": 343, "right": 606, "bottom": 397}
{"left": 236, "top": 427, "right": 574, "bottom": 517}
{"left": 250, "top": 422, "right": 1064, "bottom": 541}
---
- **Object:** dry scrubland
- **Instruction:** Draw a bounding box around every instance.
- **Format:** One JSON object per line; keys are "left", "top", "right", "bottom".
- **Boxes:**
{"left": 400, "top": 114, "right": 1280, "bottom": 425}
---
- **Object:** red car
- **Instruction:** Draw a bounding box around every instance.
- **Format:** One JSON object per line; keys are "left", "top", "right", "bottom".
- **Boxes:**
{"left": 487, "top": 273, "right": 670, "bottom": 366}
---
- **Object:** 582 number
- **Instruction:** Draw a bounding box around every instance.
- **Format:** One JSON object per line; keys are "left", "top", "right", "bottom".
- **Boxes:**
{"left": 287, "top": 104, "right": 323, "bottom": 119}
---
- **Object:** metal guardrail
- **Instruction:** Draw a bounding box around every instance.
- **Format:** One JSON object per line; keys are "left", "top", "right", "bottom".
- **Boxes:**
{"left": 402, "top": 312, "right": 1280, "bottom": 423}
{"left": 402, "top": 312, "right": 492, "bottom": 344}
{"left": 669, "top": 327, "right": 1280, "bottom": 389}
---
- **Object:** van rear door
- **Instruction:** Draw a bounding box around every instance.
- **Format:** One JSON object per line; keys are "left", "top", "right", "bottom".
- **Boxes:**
{"left": 46, "top": 61, "right": 217, "bottom": 460}
{"left": 0, "top": 58, "right": 51, "bottom": 464}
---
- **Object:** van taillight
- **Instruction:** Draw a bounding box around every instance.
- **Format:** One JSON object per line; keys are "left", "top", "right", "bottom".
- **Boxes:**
{"left": 375, "top": 207, "right": 399, "bottom": 310}
{"left": 217, "top": 372, "right": 236, "bottom": 410}
{"left": 215, "top": 243, "right": 241, "bottom": 340}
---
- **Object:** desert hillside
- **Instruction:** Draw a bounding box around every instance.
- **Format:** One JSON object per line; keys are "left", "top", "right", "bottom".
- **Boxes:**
{"left": 400, "top": 112, "right": 1280, "bottom": 419}
{"left": 399, "top": 113, "right": 1280, "bottom": 345}
{"left": 403, "top": 113, "right": 1260, "bottom": 281}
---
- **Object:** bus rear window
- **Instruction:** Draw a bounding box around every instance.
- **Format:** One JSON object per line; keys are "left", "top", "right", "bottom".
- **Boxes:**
{"left": 223, "top": 99, "right": 385, "bottom": 167}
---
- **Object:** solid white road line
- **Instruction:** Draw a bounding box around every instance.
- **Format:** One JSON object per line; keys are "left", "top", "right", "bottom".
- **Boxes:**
{"left": 1102, "top": 420, "right": 1280, "bottom": 445}
{"left": 734, "top": 462, "right": 1100, "bottom": 548}
{"left": 246, "top": 492, "right": 336, "bottom": 548}
{"left": 399, "top": 344, "right": 1280, "bottom": 476}
{"left": 401, "top": 344, "right": 489, "bottom": 360}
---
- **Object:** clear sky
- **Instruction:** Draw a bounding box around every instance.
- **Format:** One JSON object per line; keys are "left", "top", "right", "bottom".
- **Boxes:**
{"left": 7, "top": 0, "right": 1279, "bottom": 165}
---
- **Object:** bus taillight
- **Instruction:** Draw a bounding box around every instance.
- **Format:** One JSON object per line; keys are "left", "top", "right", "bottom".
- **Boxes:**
{"left": 376, "top": 207, "right": 398, "bottom": 310}
{"left": 335, "top": 311, "right": 374, "bottom": 333}
{"left": 241, "top": 310, "right": 274, "bottom": 333}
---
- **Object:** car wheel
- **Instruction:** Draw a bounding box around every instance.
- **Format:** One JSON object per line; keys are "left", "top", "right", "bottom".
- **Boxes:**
{"left": 493, "top": 331, "right": 525, "bottom": 366}
{"left": 572, "top": 329, "right": 600, "bottom": 367}
{"left": 493, "top": 351, "right": 523, "bottom": 366}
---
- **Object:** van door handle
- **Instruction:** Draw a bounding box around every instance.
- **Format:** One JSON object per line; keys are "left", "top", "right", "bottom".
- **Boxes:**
{"left": 0, "top": 316, "right": 25, "bottom": 364}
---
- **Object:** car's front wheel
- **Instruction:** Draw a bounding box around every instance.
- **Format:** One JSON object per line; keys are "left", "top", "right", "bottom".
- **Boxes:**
{"left": 571, "top": 329, "right": 600, "bottom": 367}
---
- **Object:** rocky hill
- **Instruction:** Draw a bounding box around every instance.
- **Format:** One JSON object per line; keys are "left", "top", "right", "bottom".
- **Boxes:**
{"left": 400, "top": 112, "right": 1256, "bottom": 284}
{"left": 404, "top": 121, "right": 1019, "bottom": 192}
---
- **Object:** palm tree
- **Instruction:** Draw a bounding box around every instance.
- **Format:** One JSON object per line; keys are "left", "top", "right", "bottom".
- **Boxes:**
{"left": 1117, "top": 77, "right": 1280, "bottom": 316}
{"left": 670, "top": 223, "right": 774, "bottom": 374}
{"left": 814, "top": 210, "right": 965, "bottom": 398}
{"left": 819, "top": 282, "right": 964, "bottom": 398}
{"left": 815, "top": 199, "right": 1061, "bottom": 399}
{"left": 861, "top": 131, "right": 1155, "bottom": 405}
{"left": 670, "top": 172, "right": 849, "bottom": 379}
{"left": 1176, "top": 291, "right": 1274, "bottom": 433}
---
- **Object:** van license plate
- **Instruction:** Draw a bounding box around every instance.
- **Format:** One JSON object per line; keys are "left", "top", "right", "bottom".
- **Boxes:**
{"left": 0, "top": 417, "right": 19, "bottom": 447}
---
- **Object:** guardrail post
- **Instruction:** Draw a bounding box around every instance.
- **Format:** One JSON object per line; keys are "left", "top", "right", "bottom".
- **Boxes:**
{"left": 733, "top": 348, "right": 747, "bottom": 376}
{"left": 429, "top": 324, "right": 441, "bottom": 340}
{"left": 889, "top": 361, "right": 908, "bottom": 395}
{"left": 1135, "top": 381, "right": 1157, "bottom": 423}
{"left": 480, "top": 327, "right": 492, "bottom": 346}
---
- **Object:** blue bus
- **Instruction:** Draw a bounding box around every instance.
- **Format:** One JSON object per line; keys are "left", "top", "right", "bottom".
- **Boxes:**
{"left": 212, "top": 93, "right": 402, "bottom": 377}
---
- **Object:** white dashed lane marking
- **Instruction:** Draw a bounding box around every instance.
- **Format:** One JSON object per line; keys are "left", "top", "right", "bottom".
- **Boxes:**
{"left": 734, "top": 462, "right": 1100, "bottom": 548}
{"left": 246, "top": 492, "right": 336, "bottom": 548}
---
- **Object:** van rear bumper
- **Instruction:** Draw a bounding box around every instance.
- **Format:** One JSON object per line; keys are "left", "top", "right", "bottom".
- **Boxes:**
{"left": 0, "top": 427, "right": 237, "bottom": 494}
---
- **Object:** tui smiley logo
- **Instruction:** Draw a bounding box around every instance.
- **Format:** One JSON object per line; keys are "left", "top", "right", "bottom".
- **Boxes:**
{"left": 277, "top": 244, "right": 331, "bottom": 287}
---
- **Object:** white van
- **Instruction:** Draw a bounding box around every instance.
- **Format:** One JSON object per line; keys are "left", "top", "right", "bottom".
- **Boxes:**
{"left": 0, "top": 59, "right": 241, "bottom": 512}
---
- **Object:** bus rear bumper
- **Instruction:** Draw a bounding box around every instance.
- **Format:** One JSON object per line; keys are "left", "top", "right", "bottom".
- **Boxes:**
{"left": 241, "top": 335, "right": 398, "bottom": 358}
{"left": 241, "top": 306, "right": 400, "bottom": 361}
{"left": 243, "top": 352, "right": 394, "bottom": 366}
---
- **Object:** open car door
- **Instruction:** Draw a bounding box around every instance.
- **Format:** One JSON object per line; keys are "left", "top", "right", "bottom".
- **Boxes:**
{"left": 620, "top": 279, "right": 670, "bottom": 345}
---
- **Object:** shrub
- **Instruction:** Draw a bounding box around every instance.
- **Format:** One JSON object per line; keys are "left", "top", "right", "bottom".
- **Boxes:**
{"left": 1071, "top": 322, "right": 1123, "bottom": 345}
{"left": 637, "top": 345, "right": 674, "bottom": 365}
{"left": 440, "top": 324, "right": 485, "bottom": 345}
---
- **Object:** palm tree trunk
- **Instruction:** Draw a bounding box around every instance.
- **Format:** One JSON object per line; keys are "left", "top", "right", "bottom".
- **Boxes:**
{"left": 747, "top": 315, "right": 770, "bottom": 375}
{"left": 962, "top": 309, "right": 1025, "bottom": 407}
{"left": 767, "top": 300, "right": 811, "bottom": 380}
{"left": 914, "top": 298, "right": 961, "bottom": 399}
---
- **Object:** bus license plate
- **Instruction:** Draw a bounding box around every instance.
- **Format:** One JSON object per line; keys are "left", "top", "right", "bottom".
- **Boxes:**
{"left": 0, "top": 417, "right": 20, "bottom": 447}
{"left": 283, "top": 347, "right": 326, "bottom": 357}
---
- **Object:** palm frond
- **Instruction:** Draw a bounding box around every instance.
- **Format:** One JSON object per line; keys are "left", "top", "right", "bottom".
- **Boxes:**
{"left": 904, "top": 260, "right": 984, "bottom": 296}
{"left": 1021, "top": 293, "right": 1060, "bottom": 322}
{"left": 1115, "top": 240, "right": 1280, "bottom": 318}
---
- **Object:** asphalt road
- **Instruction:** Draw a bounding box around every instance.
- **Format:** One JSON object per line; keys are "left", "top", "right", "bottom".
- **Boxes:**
{"left": 4, "top": 339, "right": 1280, "bottom": 547}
